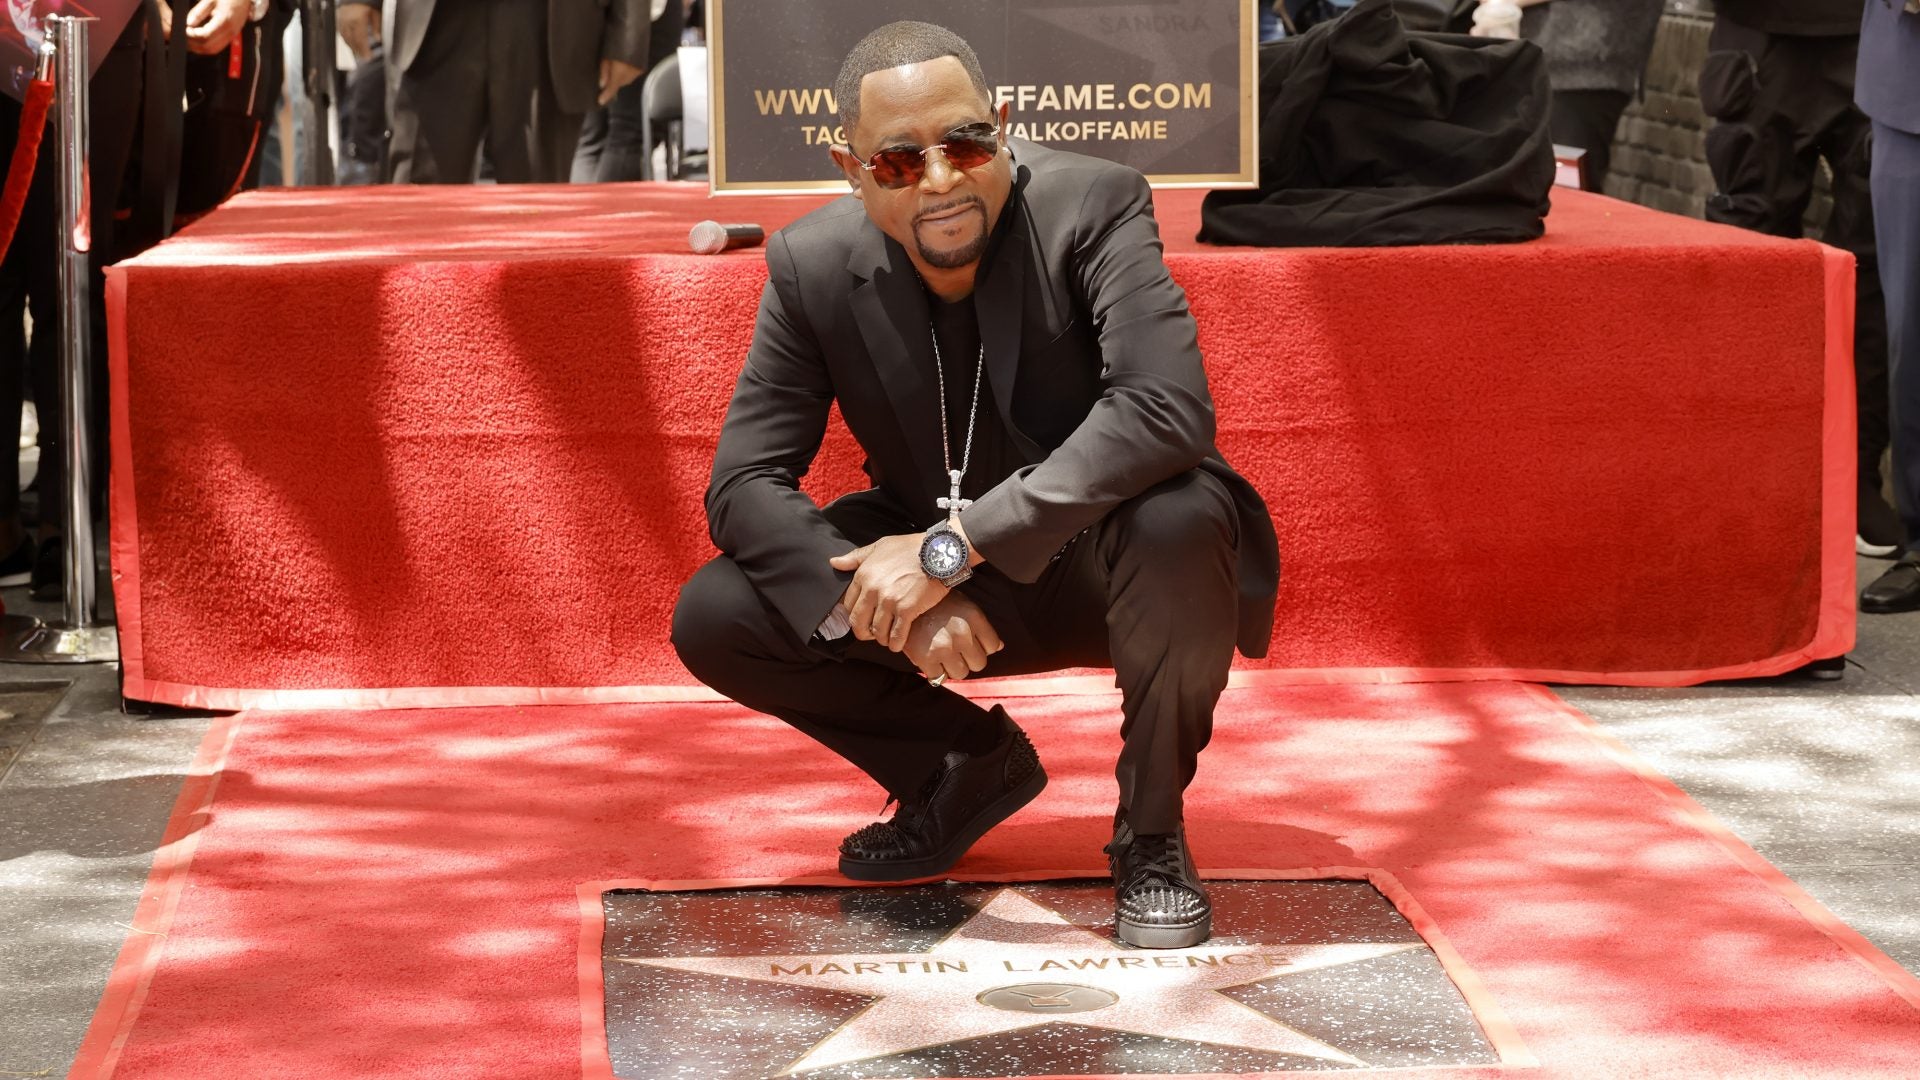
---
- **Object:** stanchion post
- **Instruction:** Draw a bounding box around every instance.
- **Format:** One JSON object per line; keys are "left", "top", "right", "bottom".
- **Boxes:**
{"left": 56, "top": 13, "right": 94, "bottom": 628}
{"left": 300, "top": 0, "right": 337, "bottom": 186}
{"left": 0, "top": 14, "right": 119, "bottom": 664}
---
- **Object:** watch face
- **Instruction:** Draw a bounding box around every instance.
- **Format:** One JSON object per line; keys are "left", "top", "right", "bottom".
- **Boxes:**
{"left": 923, "top": 532, "right": 968, "bottom": 578}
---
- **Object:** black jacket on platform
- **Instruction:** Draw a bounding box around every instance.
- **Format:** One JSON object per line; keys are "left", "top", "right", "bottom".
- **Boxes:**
{"left": 1200, "top": 0, "right": 1554, "bottom": 247}
{"left": 706, "top": 140, "right": 1281, "bottom": 659}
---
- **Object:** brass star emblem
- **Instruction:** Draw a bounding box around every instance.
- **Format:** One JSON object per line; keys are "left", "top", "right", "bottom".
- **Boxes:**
{"left": 621, "top": 888, "right": 1420, "bottom": 1073}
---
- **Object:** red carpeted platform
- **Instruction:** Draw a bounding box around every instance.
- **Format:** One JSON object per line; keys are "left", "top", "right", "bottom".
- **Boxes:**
{"left": 69, "top": 684, "right": 1920, "bottom": 1078}
{"left": 105, "top": 184, "right": 1854, "bottom": 709}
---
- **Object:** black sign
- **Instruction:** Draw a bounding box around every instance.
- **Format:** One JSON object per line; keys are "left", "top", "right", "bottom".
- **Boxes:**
{"left": 707, "top": 0, "right": 1256, "bottom": 193}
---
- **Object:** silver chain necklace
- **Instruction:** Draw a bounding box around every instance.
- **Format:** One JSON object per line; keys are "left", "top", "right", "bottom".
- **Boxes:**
{"left": 930, "top": 325, "right": 985, "bottom": 520}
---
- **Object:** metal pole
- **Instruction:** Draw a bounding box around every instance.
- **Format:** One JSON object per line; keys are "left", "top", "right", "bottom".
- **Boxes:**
{"left": 0, "top": 15, "right": 118, "bottom": 664}
{"left": 299, "top": 0, "right": 336, "bottom": 186}
{"left": 56, "top": 14, "right": 93, "bottom": 628}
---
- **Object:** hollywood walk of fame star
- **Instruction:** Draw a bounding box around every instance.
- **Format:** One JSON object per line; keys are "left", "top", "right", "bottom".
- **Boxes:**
{"left": 620, "top": 888, "right": 1422, "bottom": 1074}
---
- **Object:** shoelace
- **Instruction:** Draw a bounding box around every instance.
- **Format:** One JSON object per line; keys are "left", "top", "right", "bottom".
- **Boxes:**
{"left": 876, "top": 756, "right": 955, "bottom": 838}
{"left": 1108, "top": 831, "right": 1188, "bottom": 892}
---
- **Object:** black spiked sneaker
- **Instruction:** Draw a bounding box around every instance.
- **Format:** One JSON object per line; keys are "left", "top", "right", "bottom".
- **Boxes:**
{"left": 1106, "top": 821, "right": 1212, "bottom": 949}
{"left": 837, "top": 706, "right": 1046, "bottom": 882}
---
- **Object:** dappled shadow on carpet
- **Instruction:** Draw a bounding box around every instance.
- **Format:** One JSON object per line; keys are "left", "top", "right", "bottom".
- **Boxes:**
{"left": 89, "top": 682, "right": 1920, "bottom": 1078}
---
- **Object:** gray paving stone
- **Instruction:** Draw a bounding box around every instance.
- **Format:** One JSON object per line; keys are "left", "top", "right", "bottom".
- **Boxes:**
{"left": 1560, "top": 598, "right": 1920, "bottom": 980}
{"left": 0, "top": 660, "right": 211, "bottom": 1079}
{"left": 1762, "top": 862, "right": 1920, "bottom": 976}
{"left": 0, "top": 684, "right": 66, "bottom": 784}
{"left": 0, "top": 891, "right": 150, "bottom": 1080}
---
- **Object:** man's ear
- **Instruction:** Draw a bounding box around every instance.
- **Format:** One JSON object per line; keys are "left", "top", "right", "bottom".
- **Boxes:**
{"left": 828, "top": 144, "right": 865, "bottom": 200}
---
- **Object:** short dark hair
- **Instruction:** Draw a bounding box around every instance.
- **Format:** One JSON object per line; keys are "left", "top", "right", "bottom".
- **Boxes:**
{"left": 834, "top": 21, "right": 993, "bottom": 148}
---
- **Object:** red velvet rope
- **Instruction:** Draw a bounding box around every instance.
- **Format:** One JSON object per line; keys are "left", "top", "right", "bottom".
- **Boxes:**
{"left": 0, "top": 78, "right": 56, "bottom": 262}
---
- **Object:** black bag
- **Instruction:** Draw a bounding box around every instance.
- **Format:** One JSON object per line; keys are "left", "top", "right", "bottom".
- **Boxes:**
{"left": 1200, "top": 0, "right": 1555, "bottom": 247}
{"left": 1289, "top": 0, "right": 1474, "bottom": 33}
{"left": 1390, "top": 0, "right": 1476, "bottom": 33}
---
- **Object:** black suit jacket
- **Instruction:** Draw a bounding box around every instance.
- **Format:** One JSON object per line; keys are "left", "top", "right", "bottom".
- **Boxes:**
{"left": 706, "top": 140, "right": 1281, "bottom": 658}
{"left": 353, "top": 0, "right": 650, "bottom": 115}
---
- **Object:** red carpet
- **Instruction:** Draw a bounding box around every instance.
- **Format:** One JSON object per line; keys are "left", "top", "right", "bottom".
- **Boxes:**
{"left": 72, "top": 683, "right": 1920, "bottom": 1078}
{"left": 106, "top": 185, "right": 1853, "bottom": 708}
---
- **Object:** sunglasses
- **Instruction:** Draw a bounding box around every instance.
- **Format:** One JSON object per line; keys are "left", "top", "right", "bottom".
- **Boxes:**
{"left": 853, "top": 122, "right": 1003, "bottom": 189}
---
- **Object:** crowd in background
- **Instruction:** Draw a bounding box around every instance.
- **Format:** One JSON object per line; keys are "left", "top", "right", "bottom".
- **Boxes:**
{"left": 0, "top": 0, "right": 1915, "bottom": 613}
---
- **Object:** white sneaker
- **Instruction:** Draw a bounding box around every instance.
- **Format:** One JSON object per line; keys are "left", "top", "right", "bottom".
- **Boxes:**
{"left": 1859, "top": 534, "right": 1900, "bottom": 558}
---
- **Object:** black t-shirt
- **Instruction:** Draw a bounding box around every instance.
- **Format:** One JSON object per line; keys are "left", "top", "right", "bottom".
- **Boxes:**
{"left": 928, "top": 294, "right": 1023, "bottom": 513}
{"left": 1715, "top": 0, "right": 1863, "bottom": 37}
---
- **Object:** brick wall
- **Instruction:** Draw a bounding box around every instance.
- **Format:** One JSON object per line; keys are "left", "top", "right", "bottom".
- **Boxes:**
{"left": 1603, "top": 1, "right": 1717, "bottom": 217}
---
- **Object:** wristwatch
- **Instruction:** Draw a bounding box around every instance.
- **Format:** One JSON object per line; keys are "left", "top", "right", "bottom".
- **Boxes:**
{"left": 919, "top": 519, "right": 972, "bottom": 587}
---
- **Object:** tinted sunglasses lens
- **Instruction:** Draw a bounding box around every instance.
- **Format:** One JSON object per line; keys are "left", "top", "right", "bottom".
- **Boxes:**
{"left": 869, "top": 149, "right": 924, "bottom": 188}
{"left": 865, "top": 127, "right": 998, "bottom": 187}
{"left": 940, "top": 131, "right": 998, "bottom": 170}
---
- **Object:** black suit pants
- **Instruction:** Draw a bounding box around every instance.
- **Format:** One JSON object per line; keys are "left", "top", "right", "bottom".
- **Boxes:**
{"left": 0, "top": 18, "right": 145, "bottom": 537}
{"left": 672, "top": 469, "right": 1241, "bottom": 836}
{"left": 386, "top": 0, "right": 581, "bottom": 183}
{"left": 1548, "top": 89, "right": 1630, "bottom": 193}
{"left": 1698, "top": 20, "right": 1890, "bottom": 482}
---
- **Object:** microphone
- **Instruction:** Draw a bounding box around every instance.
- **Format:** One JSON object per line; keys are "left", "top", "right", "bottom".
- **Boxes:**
{"left": 688, "top": 221, "right": 766, "bottom": 255}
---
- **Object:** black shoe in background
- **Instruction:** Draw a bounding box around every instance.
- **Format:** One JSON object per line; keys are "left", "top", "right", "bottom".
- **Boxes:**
{"left": 29, "top": 536, "right": 63, "bottom": 602}
{"left": 837, "top": 706, "right": 1047, "bottom": 882}
{"left": 1861, "top": 554, "right": 1920, "bottom": 614}
{"left": 1106, "top": 821, "right": 1212, "bottom": 949}
{"left": 0, "top": 533, "right": 33, "bottom": 588}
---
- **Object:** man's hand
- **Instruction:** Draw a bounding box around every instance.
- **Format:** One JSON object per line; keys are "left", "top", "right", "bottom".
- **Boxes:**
{"left": 598, "top": 58, "right": 644, "bottom": 106}
{"left": 903, "top": 593, "right": 1004, "bottom": 683}
{"left": 181, "top": 0, "right": 252, "bottom": 55}
{"left": 339, "top": 2, "right": 381, "bottom": 62}
{"left": 829, "top": 533, "right": 949, "bottom": 652}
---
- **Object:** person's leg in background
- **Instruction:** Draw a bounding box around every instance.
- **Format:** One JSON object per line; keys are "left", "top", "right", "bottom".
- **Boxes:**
{"left": 482, "top": 0, "right": 581, "bottom": 183}
{"left": 1548, "top": 89, "right": 1632, "bottom": 193}
{"left": 386, "top": 5, "right": 489, "bottom": 183}
{"left": 1818, "top": 102, "right": 1901, "bottom": 555}
{"left": 1700, "top": 21, "right": 1817, "bottom": 238}
{"left": 338, "top": 46, "right": 388, "bottom": 185}
{"left": 570, "top": 105, "right": 608, "bottom": 182}
{"left": 258, "top": 10, "right": 303, "bottom": 186}
{"left": 27, "top": 16, "right": 145, "bottom": 600}
{"left": 595, "top": 0, "right": 685, "bottom": 183}
{"left": 177, "top": 12, "right": 292, "bottom": 219}
{"left": 590, "top": 81, "right": 642, "bottom": 182}
{"left": 1861, "top": 118, "right": 1920, "bottom": 613}
{"left": 0, "top": 83, "right": 56, "bottom": 584}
